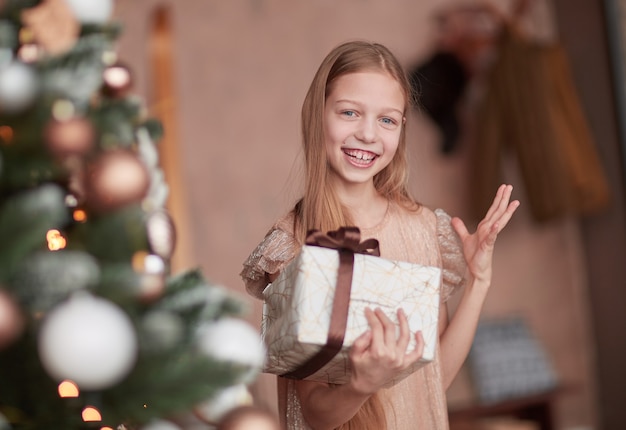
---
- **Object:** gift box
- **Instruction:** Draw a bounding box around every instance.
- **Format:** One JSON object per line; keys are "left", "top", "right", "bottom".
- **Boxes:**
{"left": 261, "top": 228, "right": 441, "bottom": 386}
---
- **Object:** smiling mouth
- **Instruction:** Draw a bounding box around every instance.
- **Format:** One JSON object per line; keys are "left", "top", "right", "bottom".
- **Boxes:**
{"left": 343, "top": 148, "right": 377, "bottom": 164}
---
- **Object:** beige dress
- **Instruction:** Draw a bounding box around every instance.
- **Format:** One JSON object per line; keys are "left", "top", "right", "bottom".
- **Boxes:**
{"left": 240, "top": 202, "right": 467, "bottom": 429}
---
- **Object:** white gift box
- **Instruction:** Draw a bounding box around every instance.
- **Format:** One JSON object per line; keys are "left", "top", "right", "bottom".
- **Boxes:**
{"left": 261, "top": 243, "right": 441, "bottom": 386}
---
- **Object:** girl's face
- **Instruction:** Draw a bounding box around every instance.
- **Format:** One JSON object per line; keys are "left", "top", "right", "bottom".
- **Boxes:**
{"left": 324, "top": 71, "right": 405, "bottom": 190}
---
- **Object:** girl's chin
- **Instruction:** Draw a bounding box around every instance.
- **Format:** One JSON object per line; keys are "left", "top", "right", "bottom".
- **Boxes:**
{"left": 331, "top": 172, "right": 379, "bottom": 187}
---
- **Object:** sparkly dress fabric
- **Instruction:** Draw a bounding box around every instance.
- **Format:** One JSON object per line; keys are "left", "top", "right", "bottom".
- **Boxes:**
{"left": 241, "top": 202, "right": 467, "bottom": 429}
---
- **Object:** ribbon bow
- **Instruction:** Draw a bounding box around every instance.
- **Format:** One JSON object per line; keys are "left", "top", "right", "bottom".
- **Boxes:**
{"left": 281, "top": 227, "right": 380, "bottom": 380}
{"left": 305, "top": 226, "right": 381, "bottom": 257}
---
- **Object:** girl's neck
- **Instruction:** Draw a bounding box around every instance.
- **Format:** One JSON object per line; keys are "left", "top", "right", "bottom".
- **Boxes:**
{"left": 334, "top": 184, "right": 390, "bottom": 230}
{"left": 350, "top": 198, "right": 390, "bottom": 230}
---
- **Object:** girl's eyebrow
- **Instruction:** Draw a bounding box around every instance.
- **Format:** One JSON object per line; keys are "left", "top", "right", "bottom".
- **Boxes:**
{"left": 334, "top": 99, "right": 404, "bottom": 116}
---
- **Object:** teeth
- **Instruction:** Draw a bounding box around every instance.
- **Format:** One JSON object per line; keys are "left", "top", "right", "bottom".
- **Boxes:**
{"left": 344, "top": 149, "right": 375, "bottom": 161}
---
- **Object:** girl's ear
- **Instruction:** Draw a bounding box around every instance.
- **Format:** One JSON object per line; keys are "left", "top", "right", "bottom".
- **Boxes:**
{"left": 402, "top": 116, "right": 407, "bottom": 124}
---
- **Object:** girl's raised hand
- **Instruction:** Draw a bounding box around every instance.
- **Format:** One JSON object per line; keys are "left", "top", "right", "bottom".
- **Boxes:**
{"left": 450, "top": 184, "right": 520, "bottom": 285}
{"left": 348, "top": 307, "right": 424, "bottom": 395}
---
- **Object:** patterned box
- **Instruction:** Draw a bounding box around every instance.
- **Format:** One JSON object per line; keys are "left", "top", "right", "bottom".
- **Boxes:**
{"left": 261, "top": 244, "right": 441, "bottom": 385}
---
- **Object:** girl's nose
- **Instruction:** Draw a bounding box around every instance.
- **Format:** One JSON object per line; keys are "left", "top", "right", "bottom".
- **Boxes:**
{"left": 355, "top": 118, "right": 377, "bottom": 143}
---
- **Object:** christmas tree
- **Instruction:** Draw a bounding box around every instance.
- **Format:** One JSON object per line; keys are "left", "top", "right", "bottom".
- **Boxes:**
{"left": 0, "top": 1, "right": 265, "bottom": 429}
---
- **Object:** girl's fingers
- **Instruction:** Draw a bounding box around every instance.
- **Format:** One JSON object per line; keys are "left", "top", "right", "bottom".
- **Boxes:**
{"left": 374, "top": 308, "right": 397, "bottom": 347}
{"left": 480, "top": 185, "right": 517, "bottom": 238}
{"left": 495, "top": 186, "right": 514, "bottom": 219}
{"left": 364, "top": 307, "right": 383, "bottom": 346}
{"left": 405, "top": 331, "right": 425, "bottom": 362}
{"left": 351, "top": 329, "right": 372, "bottom": 357}
{"left": 483, "top": 222, "right": 500, "bottom": 248}
{"left": 366, "top": 307, "right": 411, "bottom": 345}
{"left": 396, "top": 308, "right": 411, "bottom": 354}
{"left": 484, "top": 184, "right": 507, "bottom": 221}
{"left": 451, "top": 216, "right": 469, "bottom": 241}
{"left": 486, "top": 184, "right": 514, "bottom": 224}
{"left": 454, "top": 185, "right": 518, "bottom": 247}
{"left": 490, "top": 199, "right": 520, "bottom": 236}
{"left": 362, "top": 308, "right": 426, "bottom": 369}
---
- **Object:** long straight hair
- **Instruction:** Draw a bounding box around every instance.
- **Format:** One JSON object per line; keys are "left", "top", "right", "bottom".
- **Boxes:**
{"left": 293, "top": 40, "right": 419, "bottom": 430}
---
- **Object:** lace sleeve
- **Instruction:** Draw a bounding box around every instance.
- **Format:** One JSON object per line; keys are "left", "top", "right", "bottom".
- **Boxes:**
{"left": 240, "top": 221, "right": 301, "bottom": 300}
{"left": 435, "top": 208, "right": 467, "bottom": 302}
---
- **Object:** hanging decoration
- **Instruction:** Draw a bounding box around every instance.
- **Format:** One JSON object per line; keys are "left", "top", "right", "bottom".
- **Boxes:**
{"left": 470, "top": 13, "right": 611, "bottom": 222}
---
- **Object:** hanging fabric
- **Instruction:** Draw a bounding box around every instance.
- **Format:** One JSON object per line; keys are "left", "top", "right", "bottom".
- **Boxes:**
{"left": 470, "top": 24, "right": 611, "bottom": 222}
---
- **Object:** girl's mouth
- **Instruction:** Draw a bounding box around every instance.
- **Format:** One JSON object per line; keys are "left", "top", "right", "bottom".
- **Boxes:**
{"left": 342, "top": 148, "right": 377, "bottom": 165}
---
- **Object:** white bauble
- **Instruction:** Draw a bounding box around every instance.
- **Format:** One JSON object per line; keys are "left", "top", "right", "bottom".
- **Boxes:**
{"left": 140, "top": 420, "right": 181, "bottom": 430}
{"left": 0, "top": 61, "right": 37, "bottom": 114}
{"left": 38, "top": 293, "right": 138, "bottom": 390}
{"left": 196, "top": 317, "right": 265, "bottom": 384}
{"left": 65, "top": 0, "right": 113, "bottom": 23}
{"left": 194, "top": 384, "right": 253, "bottom": 424}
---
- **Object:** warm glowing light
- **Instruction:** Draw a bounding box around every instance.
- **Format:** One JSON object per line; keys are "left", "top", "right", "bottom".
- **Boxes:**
{"left": 0, "top": 126, "right": 14, "bottom": 144}
{"left": 46, "top": 229, "right": 67, "bottom": 251}
{"left": 82, "top": 406, "right": 102, "bottom": 422}
{"left": 143, "top": 404, "right": 147, "bottom": 408}
{"left": 18, "top": 27, "right": 35, "bottom": 44}
{"left": 100, "top": 427, "right": 114, "bottom": 430}
{"left": 103, "top": 65, "right": 131, "bottom": 87}
{"left": 73, "top": 209, "right": 87, "bottom": 222}
{"left": 131, "top": 251, "right": 149, "bottom": 272}
{"left": 58, "top": 380, "right": 79, "bottom": 398}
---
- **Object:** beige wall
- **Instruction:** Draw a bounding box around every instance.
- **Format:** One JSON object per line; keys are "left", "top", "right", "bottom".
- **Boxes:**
{"left": 115, "top": 1, "right": 598, "bottom": 428}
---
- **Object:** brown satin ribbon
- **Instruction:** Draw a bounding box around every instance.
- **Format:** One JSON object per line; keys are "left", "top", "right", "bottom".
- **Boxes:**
{"left": 281, "top": 227, "right": 380, "bottom": 380}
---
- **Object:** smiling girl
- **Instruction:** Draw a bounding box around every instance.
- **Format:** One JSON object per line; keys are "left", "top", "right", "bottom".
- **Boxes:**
{"left": 241, "top": 40, "right": 519, "bottom": 430}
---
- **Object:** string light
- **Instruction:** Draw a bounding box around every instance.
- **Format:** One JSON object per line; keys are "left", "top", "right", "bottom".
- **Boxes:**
{"left": 46, "top": 229, "right": 67, "bottom": 251}
{"left": 82, "top": 406, "right": 102, "bottom": 422}
{"left": 58, "top": 380, "right": 79, "bottom": 398}
{"left": 73, "top": 209, "right": 87, "bottom": 222}
{"left": 18, "top": 27, "right": 35, "bottom": 44}
{"left": 131, "top": 251, "right": 149, "bottom": 272}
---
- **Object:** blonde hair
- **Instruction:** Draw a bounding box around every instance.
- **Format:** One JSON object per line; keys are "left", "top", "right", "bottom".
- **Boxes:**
{"left": 294, "top": 40, "right": 419, "bottom": 242}
{"left": 293, "top": 40, "right": 420, "bottom": 430}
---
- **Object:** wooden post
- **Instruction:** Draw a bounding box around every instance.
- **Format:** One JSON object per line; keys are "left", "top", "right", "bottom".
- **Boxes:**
{"left": 149, "top": 6, "right": 194, "bottom": 273}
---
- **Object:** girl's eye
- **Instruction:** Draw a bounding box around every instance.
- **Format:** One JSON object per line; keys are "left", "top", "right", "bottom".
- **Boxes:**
{"left": 341, "top": 110, "right": 356, "bottom": 118}
{"left": 380, "top": 117, "right": 397, "bottom": 126}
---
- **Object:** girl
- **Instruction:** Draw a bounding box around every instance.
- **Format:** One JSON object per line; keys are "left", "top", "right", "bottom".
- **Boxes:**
{"left": 240, "top": 40, "right": 519, "bottom": 430}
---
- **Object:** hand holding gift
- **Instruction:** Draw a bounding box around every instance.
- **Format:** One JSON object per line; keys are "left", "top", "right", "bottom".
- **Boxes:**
{"left": 349, "top": 307, "right": 425, "bottom": 394}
